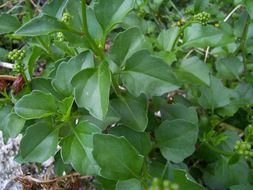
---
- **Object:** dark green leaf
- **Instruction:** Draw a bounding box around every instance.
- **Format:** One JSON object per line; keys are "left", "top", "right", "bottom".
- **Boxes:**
{"left": 0, "top": 14, "right": 21, "bottom": 34}
{"left": 5, "top": 113, "right": 26, "bottom": 138}
{"left": 116, "top": 178, "right": 143, "bottom": 190}
{"left": 42, "top": 0, "right": 69, "bottom": 19}
{"left": 157, "top": 27, "right": 179, "bottom": 51}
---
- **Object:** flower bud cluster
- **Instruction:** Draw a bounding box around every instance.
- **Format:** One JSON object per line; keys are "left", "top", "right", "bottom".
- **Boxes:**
{"left": 234, "top": 140, "right": 253, "bottom": 159}
{"left": 149, "top": 178, "right": 180, "bottom": 190}
{"left": 62, "top": 12, "right": 71, "bottom": 24}
{"left": 193, "top": 12, "right": 211, "bottom": 25}
{"left": 8, "top": 49, "right": 25, "bottom": 73}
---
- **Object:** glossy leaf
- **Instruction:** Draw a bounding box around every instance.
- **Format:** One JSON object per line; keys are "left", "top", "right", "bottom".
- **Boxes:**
{"left": 72, "top": 63, "right": 111, "bottom": 120}
{"left": 93, "top": 134, "right": 144, "bottom": 180}
{"left": 156, "top": 119, "right": 198, "bottom": 163}
{"left": 121, "top": 50, "right": 180, "bottom": 96}
{"left": 111, "top": 95, "right": 148, "bottom": 132}
{"left": 14, "top": 90, "right": 57, "bottom": 119}
{"left": 20, "top": 120, "right": 59, "bottom": 162}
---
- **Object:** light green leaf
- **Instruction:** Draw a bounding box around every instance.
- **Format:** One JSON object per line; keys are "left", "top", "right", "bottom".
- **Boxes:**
{"left": 93, "top": 134, "right": 144, "bottom": 180}
{"left": 157, "top": 27, "right": 179, "bottom": 51}
{"left": 61, "top": 121, "right": 101, "bottom": 175}
{"left": 116, "top": 178, "right": 143, "bottom": 190}
{"left": 121, "top": 50, "right": 180, "bottom": 96}
{"left": 15, "top": 14, "right": 68, "bottom": 36}
{"left": 72, "top": 63, "right": 111, "bottom": 120}
{"left": 20, "top": 120, "right": 59, "bottom": 162}
{"left": 244, "top": 0, "right": 253, "bottom": 19}
{"left": 111, "top": 95, "right": 148, "bottom": 132}
{"left": 94, "top": 0, "right": 135, "bottom": 33}
{"left": 177, "top": 56, "right": 211, "bottom": 85}
{"left": 110, "top": 27, "right": 146, "bottom": 67}
{"left": 52, "top": 51, "right": 94, "bottom": 97}
{"left": 109, "top": 126, "right": 152, "bottom": 155}
{"left": 198, "top": 76, "right": 231, "bottom": 110}
{"left": 0, "top": 14, "right": 21, "bottom": 34}
{"left": 14, "top": 90, "right": 57, "bottom": 120}
{"left": 156, "top": 119, "right": 198, "bottom": 163}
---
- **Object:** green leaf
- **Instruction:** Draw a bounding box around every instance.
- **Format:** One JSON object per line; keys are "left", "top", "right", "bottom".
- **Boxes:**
{"left": 94, "top": 0, "right": 135, "bottom": 33}
{"left": 198, "top": 76, "right": 231, "bottom": 110}
{"left": 215, "top": 57, "right": 244, "bottom": 80}
{"left": 52, "top": 51, "right": 94, "bottom": 97}
{"left": 109, "top": 27, "right": 146, "bottom": 67}
{"left": 15, "top": 14, "right": 68, "bottom": 36}
{"left": 177, "top": 56, "right": 211, "bottom": 85}
{"left": 244, "top": 0, "right": 253, "bottom": 19}
{"left": 155, "top": 119, "right": 198, "bottom": 163}
{"left": 183, "top": 24, "right": 233, "bottom": 48}
{"left": 173, "top": 169, "right": 205, "bottom": 190}
{"left": 14, "top": 90, "right": 57, "bottom": 120}
{"left": 160, "top": 104, "right": 198, "bottom": 125}
{"left": 93, "top": 134, "right": 144, "bottom": 180}
{"left": 57, "top": 96, "right": 74, "bottom": 121}
{"left": 61, "top": 121, "right": 101, "bottom": 175}
{"left": 0, "top": 105, "right": 12, "bottom": 131}
{"left": 234, "top": 83, "right": 253, "bottom": 104}
{"left": 5, "top": 113, "right": 26, "bottom": 138}
{"left": 20, "top": 120, "right": 59, "bottom": 162}
{"left": 42, "top": 0, "right": 69, "bottom": 19}
{"left": 111, "top": 95, "right": 148, "bottom": 132}
{"left": 121, "top": 50, "right": 180, "bottom": 96}
{"left": 116, "top": 178, "right": 143, "bottom": 190}
{"left": 72, "top": 63, "right": 111, "bottom": 120}
{"left": 194, "top": 0, "right": 209, "bottom": 12}
{"left": 0, "top": 14, "right": 21, "bottom": 34}
{"left": 157, "top": 27, "right": 179, "bottom": 51}
{"left": 109, "top": 126, "right": 152, "bottom": 155}
{"left": 230, "top": 184, "right": 253, "bottom": 190}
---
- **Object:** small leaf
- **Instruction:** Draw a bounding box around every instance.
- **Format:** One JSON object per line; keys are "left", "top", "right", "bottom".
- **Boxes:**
{"left": 121, "top": 50, "right": 180, "bottom": 96}
{"left": 5, "top": 113, "right": 26, "bottom": 138}
{"left": 61, "top": 121, "right": 101, "bottom": 175}
{"left": 111, "top": 95, "right": 148, "bottom": 132}
{"left": 14, "top": 90, "right": 57, "bottom": 119}
{"left": 20, "top": 120, "right": 59, "bottom": 162}
{"left": 72, "top": 63, "right": 111, "bottom": 120}
{"left": 93, "top": 134, "right": 144, "bottom": 180}
{"left": 0, "top": 14, "right": 21, "bottom": 34}
{"left": 116, "top": 178, "right": 143, "bottom": 190}
{"left": 110, "top": 27, "right": 146, "bottom": 67}
{"left": 155, "top": 119, "right": 198, "bottom": 163}
{"left": 94, "top": 0, "right": 135, "bottom": 33}
{"left": 15, "top": 14, "right": 68, "bottom": 36}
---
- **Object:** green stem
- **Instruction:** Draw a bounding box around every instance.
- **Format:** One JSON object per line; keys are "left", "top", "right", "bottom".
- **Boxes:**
{"left": 161, "top": 161, "right": 169, "bottom": 180}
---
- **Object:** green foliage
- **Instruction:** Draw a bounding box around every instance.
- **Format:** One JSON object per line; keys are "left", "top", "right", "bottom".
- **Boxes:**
{"left": 1, "top": 0, "right": 253, "bottom": 189}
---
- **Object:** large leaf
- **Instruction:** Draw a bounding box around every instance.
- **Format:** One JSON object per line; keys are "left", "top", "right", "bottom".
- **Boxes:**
{"left": 177, "top": 56, "right": 211, "bottom": 85}
{"left": 111, "top": 95, "right": 148, "bottom": 132}
{"left": 14, "top": 90, "right": 57, "bottom": 120}
{"left": 121, "top": 50, "right": 180, "bottom": 96}
{"left": 198, "top": 76, "right": 231, "bottom": 110}
{"left": 20, "top": 120, "right": 59, "bottom": 162}
{"left": 94, "top": 0, "right": 135, "bottom": 33}
{"left": 109, "top": 27, "right": 146, "bottom": 67}
{"left": 72, "top": 63, "right": 111, "bottom": 120}
{"left": 0, "top": 14, "right": 21, "bottom": 34}
{"left": 116, "top": 178, "right": 143, "bottom": 190}
{"left": 109, "top": 126, "right": 152, "bottom": 155}
{"left": 61, "top": 121, "right": 101, "bottom": 175}
{"left": 15, "top": 14, "right": 68, "bottom": 36}
{"left": 155, "top": 119, "right": 198, "bottom": 163}
{"left": 52, "top": 51, "right": 94, "bottom": 97}
{"left": 93, "top": 134, "right": 144, "bottom": 180}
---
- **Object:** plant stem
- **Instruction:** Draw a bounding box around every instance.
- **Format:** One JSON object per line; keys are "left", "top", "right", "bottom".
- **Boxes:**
{"left": 161, "top": 161, "right": 169, "bottom": 180}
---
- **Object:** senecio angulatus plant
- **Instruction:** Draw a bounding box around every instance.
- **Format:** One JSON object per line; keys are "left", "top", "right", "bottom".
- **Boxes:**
{"left": 1, "top": 0, "right": 253, "bottom": 189}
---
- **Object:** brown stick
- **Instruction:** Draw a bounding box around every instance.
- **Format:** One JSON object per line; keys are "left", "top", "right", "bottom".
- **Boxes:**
{"left": 0, "top": 75, "right": 18, "bottom": 81}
